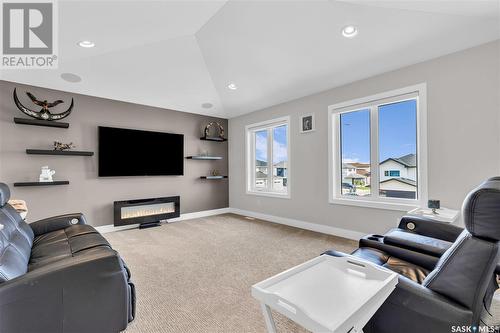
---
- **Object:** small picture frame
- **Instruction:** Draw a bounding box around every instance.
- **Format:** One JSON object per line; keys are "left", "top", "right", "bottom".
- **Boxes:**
{"left": 300, "top": 113, "right": 315, "bottom": 133}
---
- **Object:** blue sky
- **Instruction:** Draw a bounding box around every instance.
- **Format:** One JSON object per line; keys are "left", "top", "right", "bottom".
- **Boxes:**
{"left": 256, "top": 125, "right": 287, "bottom": 163}
{"left": 341, "top": 99, "right": 417, "bottom": 164}
{"left": 256, "top": 130, "right": 268, "bottom": 161}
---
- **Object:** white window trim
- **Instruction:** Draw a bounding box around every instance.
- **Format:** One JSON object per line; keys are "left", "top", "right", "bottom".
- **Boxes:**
{"left": 328, "top": 83, "right": 428, "bottom": 211}
{"left": 245, "top": 116, "right": 291, "bottom": 199}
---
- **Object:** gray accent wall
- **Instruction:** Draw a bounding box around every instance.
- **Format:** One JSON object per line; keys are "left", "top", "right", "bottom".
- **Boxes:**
{"left": 229, "top": 41, "right": 500, "bottom": 235}
{"left": 0, "top": 81, "right": 228, "bottom": 227}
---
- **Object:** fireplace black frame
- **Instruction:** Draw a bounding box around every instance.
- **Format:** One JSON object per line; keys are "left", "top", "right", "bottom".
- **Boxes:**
{"left": 113, "top": 196, "right": 180, "bottom": 228}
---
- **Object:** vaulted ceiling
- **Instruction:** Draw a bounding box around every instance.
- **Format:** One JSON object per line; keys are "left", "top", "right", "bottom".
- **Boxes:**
{"left": 1, "top": 0, "right": 499, "bottom": 118}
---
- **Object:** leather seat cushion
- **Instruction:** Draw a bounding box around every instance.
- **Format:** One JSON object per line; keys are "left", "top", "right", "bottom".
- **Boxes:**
{"left": 351, "top": 247, "right": 430, "bottom": 284}
{"left": 29, "top": 224, "right": 110, "bottom": 271}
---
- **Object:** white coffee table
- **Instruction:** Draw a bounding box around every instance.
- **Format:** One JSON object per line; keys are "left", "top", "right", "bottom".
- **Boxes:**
{"left": 252, "top": 255, "right": 398, "bottom": 333}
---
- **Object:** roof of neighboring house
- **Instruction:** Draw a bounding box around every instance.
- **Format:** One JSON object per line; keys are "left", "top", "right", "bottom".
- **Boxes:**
{"left": 342, "top": 163, "right": 357, "bottom": 169}
{"left": 255, "top": 171, "right": 267, "bottom": 179}
{"left": 380, "top": 177, "right": 416, "bottom": 187}
{"left": 380, "top": 153, "right": 416, "bottom": 168}
{"left": 344, "top": 171, "right": 366, "bottom": 179}
{"left": 274, "top": 161, "right": 287, "bottom": 168}
{"left": 356, "top": 169, "right": 370, "bottom": 176}
{"left": 256, "top": 160, "right": 288, "bottom": 168}
{"left": 350, "top": 162, "right": 370, "bottom": 169}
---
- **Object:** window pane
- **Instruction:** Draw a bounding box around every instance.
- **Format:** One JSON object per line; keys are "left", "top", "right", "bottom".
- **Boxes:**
{"left": 378, "top": 99, "right": 417, "bottom": 199}
{"left": 340, "top": 109, "right": 371, "bottom": 197}
{"left": 272, "top": 125, "right": 288, "bottom": 192}
{"left": 255, "top": 130, "right": 268, "bottom": 189}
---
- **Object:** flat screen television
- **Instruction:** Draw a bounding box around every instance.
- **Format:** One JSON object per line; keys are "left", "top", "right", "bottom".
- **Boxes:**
{"left": 98, "top": 126, "right": 184, "bottom": 177}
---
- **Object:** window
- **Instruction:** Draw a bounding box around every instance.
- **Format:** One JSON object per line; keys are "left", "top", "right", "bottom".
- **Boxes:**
{"left": 246, "top": 117, "right": 290, "bottom": 198}
{"left": 340, "top": 109, "right": 371, "bottom": 196}
{"left": 329, "top": 84, "right": 427, "bottom": 210}
{"left": 385, "top": 170, "right": 400, "bottom": 177}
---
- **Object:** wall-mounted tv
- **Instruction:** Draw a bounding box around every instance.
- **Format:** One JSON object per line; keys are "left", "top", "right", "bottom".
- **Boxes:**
{"left": 98, "top": 126, "right": 184, "bottom": 177}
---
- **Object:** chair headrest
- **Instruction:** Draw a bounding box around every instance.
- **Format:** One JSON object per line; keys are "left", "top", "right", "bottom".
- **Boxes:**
{"left": 462, "top": 177, "right": 500, "bottom": 241}
{"left": 0, "top": 183, "right": 10, "bottom": 207}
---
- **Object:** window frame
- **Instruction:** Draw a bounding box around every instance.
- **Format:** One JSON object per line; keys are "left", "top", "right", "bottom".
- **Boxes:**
{"left": 245, "top": 116, "right": 291, "bottom": 199}
{"left": 328, "top": 84, "right": 428, "bottom": 211}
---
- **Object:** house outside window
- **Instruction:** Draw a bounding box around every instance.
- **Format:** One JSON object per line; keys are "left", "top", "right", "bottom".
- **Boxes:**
{"left": 328, "top": 84, "right": 427, "bottom": 210}
{"left": 246, "top": 117, "right": 290, "bottom": 198}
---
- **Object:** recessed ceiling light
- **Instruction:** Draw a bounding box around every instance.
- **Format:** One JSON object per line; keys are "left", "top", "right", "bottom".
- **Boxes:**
{"left": 78, "top": 40, "right": 95, "bottom": 48}
{"left": 341, "top": 25, "right": 358, "bottom": 38}
{"left": 60, "top": 73, "right": 82, "bottom": 83}
{"left": 201, "top": 103, "right": 213, "bottom": 109}
{"left": 227, "top": 83, "right": 238, "bottom": 90}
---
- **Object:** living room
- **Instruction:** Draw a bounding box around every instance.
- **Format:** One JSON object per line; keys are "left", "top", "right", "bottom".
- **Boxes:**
{"left": 0, "top": 1, "right": 499, "bottom": 332}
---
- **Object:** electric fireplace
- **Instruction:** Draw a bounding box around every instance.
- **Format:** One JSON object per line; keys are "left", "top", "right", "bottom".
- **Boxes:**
{"left": 114, "top": 196, "right": 180, "bottom": 228}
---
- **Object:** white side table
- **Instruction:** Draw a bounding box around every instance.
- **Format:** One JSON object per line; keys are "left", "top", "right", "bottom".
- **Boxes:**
{"left": 407, "top": 207, "right": 459, "bottom": 224}
{"left": 252, "top": 255, "right": 398, "bottom": 333}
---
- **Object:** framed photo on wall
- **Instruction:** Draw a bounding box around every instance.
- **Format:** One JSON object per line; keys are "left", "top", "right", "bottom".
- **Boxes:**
{"left": 300, "top": 113, "right": 315, "bottom": 133}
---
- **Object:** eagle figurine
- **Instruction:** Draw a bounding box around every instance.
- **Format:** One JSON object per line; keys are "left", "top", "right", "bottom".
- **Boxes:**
{"left": 13, "top": 88, "right": 73, "bottom": 121}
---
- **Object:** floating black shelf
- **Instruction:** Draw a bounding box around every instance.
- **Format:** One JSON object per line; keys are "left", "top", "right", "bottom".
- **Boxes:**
{"left": 200, "top": 176, "right": 228, "bottom": 179}
{"left": 14, "top": 181, "right": 70, "bottom": 187}
{"left": 187, "top": 156, "right": 222, "bottom": 160}
{"left": 200, "top": 136, "right": 227, "bottom": 142}
{"left": 26, "top": 149, "right": 94, "bottom": 156}
{"left": 14, "top": 117, "right": 69, "bottom": 128}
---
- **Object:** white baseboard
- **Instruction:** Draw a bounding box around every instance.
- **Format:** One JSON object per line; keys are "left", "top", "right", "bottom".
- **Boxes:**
{"left": 229, "top": 208, "right": 365, "bottom": 241}
{"left": 95, "top": 206, "right": 363, "bottom": 240}
{"left": 95, "top": 223, "right": 138, "bottom": 234}
{"left": 169, "top": 207, "right": 231, "bottom": 222}
{"left": 95, "top": 207, "right": 231, "bottom": 234}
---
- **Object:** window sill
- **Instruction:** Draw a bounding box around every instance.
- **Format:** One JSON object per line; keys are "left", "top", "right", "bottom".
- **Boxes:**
{"left": 329, "top": 197, "right": 418, "bottom": 211}
{"left": 246, "top": 190, "right": 290, "bottom": 199}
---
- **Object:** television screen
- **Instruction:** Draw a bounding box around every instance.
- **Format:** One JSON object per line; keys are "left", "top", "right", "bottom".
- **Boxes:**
{"left": 98, "top": 126, "right": 184, "bottom": 177}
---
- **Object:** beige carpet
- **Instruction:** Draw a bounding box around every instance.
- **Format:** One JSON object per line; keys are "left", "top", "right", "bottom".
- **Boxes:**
{"left": 104, "top": 213, "right": 356, "bottom": 333}
{"left": 105, "top": 213, "right": 500, "bottom": 332}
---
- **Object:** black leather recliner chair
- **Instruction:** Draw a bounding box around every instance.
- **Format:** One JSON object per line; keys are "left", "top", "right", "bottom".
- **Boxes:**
{"left": 326, "top": 177, "right": 500, "bottom": 332}
{"left": 0, "top": 183, "right": 135, "bottom": 333}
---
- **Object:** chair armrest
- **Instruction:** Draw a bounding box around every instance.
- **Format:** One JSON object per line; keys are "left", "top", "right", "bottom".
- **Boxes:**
{"left": 366, "top": 276, "right": 473, "bottom": 333}
{"left": 29, "top": 213, "right": 87, "bottom": 236}
{"left": 398, "top": 215, "right": 463, "bottom": 242}
{"left": 383, "top": 228, "right": 453, "bottom": 257}
{"left": 0, "top": 248, "right": 129, "bottom": 333}
{"left": 358, "top": 238, "right": 440, "bottom": 271}
{"left": 327, "top": 245, "right": 439, "bottom": 273}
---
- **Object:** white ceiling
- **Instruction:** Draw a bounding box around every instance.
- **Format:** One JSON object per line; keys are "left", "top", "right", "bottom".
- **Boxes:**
{"left": 1, "top": 0, "right": 499, "bottom": 118}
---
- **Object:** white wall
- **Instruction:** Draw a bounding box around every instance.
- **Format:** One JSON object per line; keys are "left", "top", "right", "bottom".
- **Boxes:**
{"left": 229, "top": 41, "right": 500, "bottom": 235}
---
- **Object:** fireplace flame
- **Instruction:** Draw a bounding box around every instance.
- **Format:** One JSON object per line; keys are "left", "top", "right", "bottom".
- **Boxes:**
{"left": 121, "top": 203, "right": 175, "bottom": 219}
